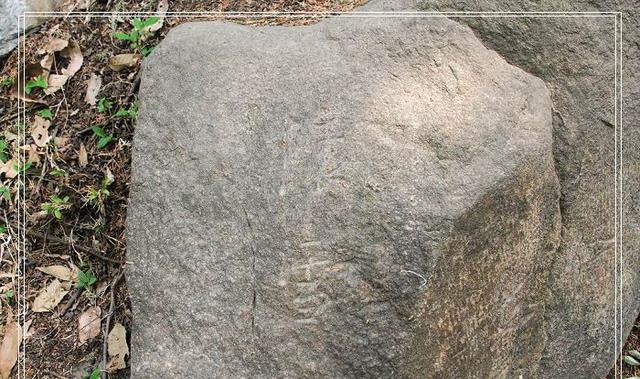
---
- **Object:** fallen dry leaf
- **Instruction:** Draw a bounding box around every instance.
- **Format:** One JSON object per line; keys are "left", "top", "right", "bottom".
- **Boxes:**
{"left": 23, "top": 319, "right": 34, "bottom": 340}
{"left": 0, "top": 319, "right": 20, "bottom": 379}
{"left": 43, "top": 38, "right": 69, "bottom": 54}
{"left": 108, "top": 54, "right": 140, "bottom": 72}
{"left": 40, "top": 53, "right": 53, "bottom": 73}
{"left": 38, "top": 39, "right": 68, "bottom": 85}
{"left": 37, "top": 39, "right": 82, "bottom": 95}
{"left": 36, "top": 265, "right": 76, "bottom": 282}
{"left": 106, "top": 323, "right": 128, "bottom": 372}
{"left": 78, "top": 306, "right": 101, "bottom": 344}
{"left": 32, "top": 115, "right": 51, "bottom": 130}
{"left": 78, "top": 143, "right": 88, "bottom": 167}
{"left": 85, "top": 73, "right": 101, "bottom": 105}
{"left": 0, "top": 160, "right": 17, "bottom": 179}
{"left": 31, "top": 116, "right": 51, "bottom": 147}
{"left": 43, "top": 74, "right": 68, "bottom": 95}
{"left": 31, "top": 129, "right": 48, "bottom": 147}
{"left": 60, "top": 41, "right": 83, "bottom": 77}
{"left": 32, "top": 279, "right": 70, "bottom": 312}
{"left": 24, "top": 145, "right": 41, "bottom": 164}
{"left": 54, "top": 136, "right": 69, "bottom": 148}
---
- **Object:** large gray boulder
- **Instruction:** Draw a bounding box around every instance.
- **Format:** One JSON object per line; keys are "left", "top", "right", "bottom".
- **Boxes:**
{"left": 127, "top": 12, "right": 560, "bottom": 377}
{"left": 408, "top": 1, "right": 638, "bottom": 377}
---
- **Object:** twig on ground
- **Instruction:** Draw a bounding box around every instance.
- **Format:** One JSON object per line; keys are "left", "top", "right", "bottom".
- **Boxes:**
{"left": 101, "top": 268, "right": 126, "bottom": 379}
{"left": 0, "top": 216, "right": 125, "bottom": 264}
{"left": 59, "top": 287, "right": 82, "bottom": 316}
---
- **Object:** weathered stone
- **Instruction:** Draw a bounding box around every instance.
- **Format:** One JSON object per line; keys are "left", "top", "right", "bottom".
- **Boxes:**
{"left": 128, "top": 11, "right": 560, "bottom": 377}
{"left": 0, "top": 0, "right": 61, "bottom": 57}
{"left": 404, "top": 1, "right": 638, "bottom": 377}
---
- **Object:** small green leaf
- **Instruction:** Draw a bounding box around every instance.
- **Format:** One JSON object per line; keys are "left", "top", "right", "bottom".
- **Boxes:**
{"left": 130, "top": 29, "right": 139, "bottom": 41}
{"left": 36, "top": 108, "right": 53, "bottom": 120}
{"left": 97, "top": 135, "right": 113, "bottom": 150}
{"left": 77, "top": 270, "right": 97, "bottom": 289}
{"left": 91, "top": 125, "right": 106, "bottom": 137}
{"left": 114, "top": 109, "right": 129, "bottom": 117}
{"left": 3, "top": 289, "right": 13, "bottom": 302}
{"left": 24, "top": 75, "right": 47, "bottom": 94}
{"left": 0, "top": 187, "right": 11, "bottom": 201}
{"left": 97, "top": 97, "right": 112, "bottom": 113}
{"left": 140, "top": 46, "right": 154, "bottom": 57}
{"left": 132, "top": 18, "right": 144, "bottom": 30}
{"left": 141, "top": 16, "right": 159, "bottom": 28}
{"left": 1, "top": 77, "right": 13, "bottom": 87}
{"left": 624, "top": 355, "right": 640, "bottom": 366}
{"left": 50, "top": 168, "right": 66, "bottom": 177}
{"left": 629, "top": 350, "right": 640, "bottom": 360}
{"left": 114, "top": 31, "right": 133, "bottom": 41}
{"left": 115, "top": 103, "right": 138, "bottom": 118}
{"left": 0, "top": 138, "right": 8, "bottom": 163}
{"left": 14, "top": 161, "right": 32, "bottom": 174}
{"left": 0, "top": 226, "right": 6, "bottom": 234}
{"left": 51, "top": 195, "right": 69, "bottom": 205}
{"left": 85, "top": 367, "right": 100, "bottom": 379}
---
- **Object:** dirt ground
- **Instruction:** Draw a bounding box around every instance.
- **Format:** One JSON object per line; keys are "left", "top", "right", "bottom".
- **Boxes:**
{"left": 0, "top": 0, "right": 635, "bottom": 378}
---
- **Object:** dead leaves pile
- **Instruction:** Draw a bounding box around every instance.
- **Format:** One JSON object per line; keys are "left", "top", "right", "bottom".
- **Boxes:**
{"left": 10, "top": 37, "right": 83, "bottom": 103}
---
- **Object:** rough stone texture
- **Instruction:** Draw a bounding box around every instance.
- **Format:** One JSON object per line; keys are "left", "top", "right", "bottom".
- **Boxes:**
{"left": 0, "top": 0, "right": 60, "bottom": 57}
{"left": 405, "top": 1, "right": 638, "bottom": 377}
{"left": 127, "top": 11, "right": 560, "bottom": 378}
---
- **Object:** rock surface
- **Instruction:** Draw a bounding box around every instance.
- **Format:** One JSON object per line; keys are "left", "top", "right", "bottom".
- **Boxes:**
{"left": 405, "top": 1, "right": 638, "bottom": 377}
{"left": 128, "top": 11, "right": 560, "bottom": 378}
{"left": 0, "top": 0, "right": 60, "bottom": 57}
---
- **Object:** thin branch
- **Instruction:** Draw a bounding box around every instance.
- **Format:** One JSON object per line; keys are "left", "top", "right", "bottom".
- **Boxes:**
{"left": 0, "top": 216, "right": 125, "bottom": 264}
{"left": 102, "top": 269, "right": 126, "bottom": 379}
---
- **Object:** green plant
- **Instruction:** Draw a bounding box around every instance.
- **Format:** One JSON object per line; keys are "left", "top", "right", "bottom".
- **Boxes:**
{"left": 97, "top": 97, "right": 113, "bottom": 113}
{"left": 24, "top": 75, "right": 47, "bottom": 94}
{"left": 77, "top": 269, "right": 97, "bottom": 289}
{"left": 1, "top": 76, "right": 13, "bottom": 87}
{"left": 140, "top": 45, "right": 154, "bottom": 57}
{"left": 0, "top": 138, "right": 8, "bottom": 162}
{"left": 50, "top": 168, "right": 67, "bottom": 177}
{"left": 36, "top": 108, "right": 53, "bottom": 120}
{"left": 91, "top": 125, "right": 113, "bottom": 149}
{"left": 41, "top": 195, "right": 70, "bottom": 219}
{"left": 115, "top": 102, "right": 138, "bottom": 118}
{"left": 86, "top": 175, "right": 113, "bottom": 209}
{"left": 0, "top": 225, "right": 6, "bottom": 235}
{"left": 2, "top": 289, "right": 13, "bottom": 306}
{"left": 84, "top": 367, "right": 100, "bottom": 379}
{"left": 0, "top": 186, "right": 11, "bottom": 201}
{"left": 14, "top": 161, "right": 32, "bottom": 174}
{"left": 113, "top": 17, "right": 159, "bottom": 51}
